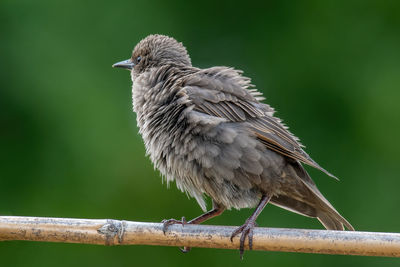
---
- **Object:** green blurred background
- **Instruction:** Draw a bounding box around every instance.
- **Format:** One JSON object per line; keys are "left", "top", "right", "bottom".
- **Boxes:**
{"left": 1, "top": 0, "right": 400, "bottom": 266}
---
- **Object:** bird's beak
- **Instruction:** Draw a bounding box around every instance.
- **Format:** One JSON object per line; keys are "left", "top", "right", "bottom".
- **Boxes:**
{"left": 112, "top": 59, "right": 134, "bottom": 70}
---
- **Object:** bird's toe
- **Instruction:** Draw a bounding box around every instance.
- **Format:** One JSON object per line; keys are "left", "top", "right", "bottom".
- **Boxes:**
{"left": 230, "top": 220, "right": 257, "bottom": 259}
{"left": 161, "top": 217, "right": 187, "bottom": 234}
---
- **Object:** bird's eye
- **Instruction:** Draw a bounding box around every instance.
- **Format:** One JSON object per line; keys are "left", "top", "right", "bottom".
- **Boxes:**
{"left": 136, "top": 56, "right": 141, "bottom": 63}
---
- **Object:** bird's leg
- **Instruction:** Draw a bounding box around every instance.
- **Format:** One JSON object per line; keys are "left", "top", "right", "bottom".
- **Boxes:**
{"left": 162, "top": 201, "right": 225, "bottom": 253}
{"left": 230, "top": 194, "right": 272, "bottom": 259}
{"left": 162, "top": 201, "right": 225, "bottom": 232}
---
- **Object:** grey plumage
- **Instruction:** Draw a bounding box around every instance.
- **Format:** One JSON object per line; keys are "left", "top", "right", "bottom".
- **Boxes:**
{"left": 113, "top": 34, "right": 354, "bottom": 256}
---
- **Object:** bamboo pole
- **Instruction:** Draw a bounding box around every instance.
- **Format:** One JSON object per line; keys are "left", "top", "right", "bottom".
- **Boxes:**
{"left": 0, "top": 216, "right": 399, "bottom": 257}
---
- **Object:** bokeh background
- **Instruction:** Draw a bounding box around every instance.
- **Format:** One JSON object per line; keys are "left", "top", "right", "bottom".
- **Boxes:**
{"left": 1, "top": 0, "right": 400, "bottom": 266}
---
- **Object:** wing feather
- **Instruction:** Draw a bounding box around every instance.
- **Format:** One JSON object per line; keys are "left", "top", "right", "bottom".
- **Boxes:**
{"left": 184, "top": 67, "right": 336, "bottom": 179}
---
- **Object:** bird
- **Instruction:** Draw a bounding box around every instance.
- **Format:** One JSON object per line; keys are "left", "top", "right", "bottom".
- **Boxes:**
{"left": 112, "top": 34, "right": 354, "bottom": 258}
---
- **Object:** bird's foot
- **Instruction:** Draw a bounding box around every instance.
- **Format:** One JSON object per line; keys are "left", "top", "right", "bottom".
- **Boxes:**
{"left": 230, "top": 219, "right": 258, "bottom": 259}
{"left": 161, "top": 217, "right": 188, "bottom": 234}
{"left": 161, "top": 217, "right": 191, "bottom": 253}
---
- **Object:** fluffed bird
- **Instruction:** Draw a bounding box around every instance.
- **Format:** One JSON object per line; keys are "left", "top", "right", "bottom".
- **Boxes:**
{"left": 113, "top": 34, "right": 354, "bottom": 258}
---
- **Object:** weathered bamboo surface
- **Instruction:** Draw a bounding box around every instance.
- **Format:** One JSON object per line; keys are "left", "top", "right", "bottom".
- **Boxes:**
{"left": 0, "top": 216, "right": 399, "bottom": 257}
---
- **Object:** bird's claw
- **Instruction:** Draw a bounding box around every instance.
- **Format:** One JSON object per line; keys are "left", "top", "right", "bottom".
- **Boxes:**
{"left": 161, "top": 217, "right": 191, "bottom": 253}
{"left": 230, "top": 220, "right": 257, "bottom": 259}
{"left": 161, "top": 216, "right": 187, "bottom": 234}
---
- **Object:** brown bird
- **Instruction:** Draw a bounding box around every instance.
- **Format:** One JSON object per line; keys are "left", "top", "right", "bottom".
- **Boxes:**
{"left": 113, "top": 34, "right": 354, "bottom": 258}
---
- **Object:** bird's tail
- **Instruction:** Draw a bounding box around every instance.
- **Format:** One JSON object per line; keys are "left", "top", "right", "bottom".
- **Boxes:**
{"left": 271, "top": 163, "right": 354, "bottom": 231}
{"left": 316, "top": 208, "right": 354, "bottom": 231}
{"left": 271, "top": 194, "right": 354, "bottom": 231}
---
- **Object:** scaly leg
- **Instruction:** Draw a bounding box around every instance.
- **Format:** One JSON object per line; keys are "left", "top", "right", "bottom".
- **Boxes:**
{"left": 162, "top": 201, "right": 225, "bottom": 252}
{"left": 230, "top": 194, "right": 272, "bottom": 259}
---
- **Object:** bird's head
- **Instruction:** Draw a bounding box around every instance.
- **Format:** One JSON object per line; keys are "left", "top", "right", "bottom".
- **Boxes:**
{"left": 112, "top": 34, "right": 191, "bottom": 76}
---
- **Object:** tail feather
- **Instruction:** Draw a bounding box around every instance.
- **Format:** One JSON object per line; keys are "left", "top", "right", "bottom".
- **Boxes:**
{"left": 271, "top": 195, "right": 354, "bottom": 231}
{"left": 292, "top": 162, "right": 354, "bottom": 231}
{"left": 271, "top": 162, "right": 355, "bottom": 231}
{"left": 271, "top": 195, "right": 318, "bottom": 218}
{"left": 299, "top": 178, "right": 355, "bottom": 231}
{"left": 317, "top": 210, "right": 355, "bottom": 231}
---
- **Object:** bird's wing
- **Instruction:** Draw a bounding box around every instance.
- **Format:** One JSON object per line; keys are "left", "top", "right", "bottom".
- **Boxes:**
{"left": 183, "top": 67, "right": 336, "bottom": 179}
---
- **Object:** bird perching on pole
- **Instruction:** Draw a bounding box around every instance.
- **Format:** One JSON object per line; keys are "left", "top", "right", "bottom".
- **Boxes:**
{"left": 112, "top": 34, "right": 354, "bottom": 258}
